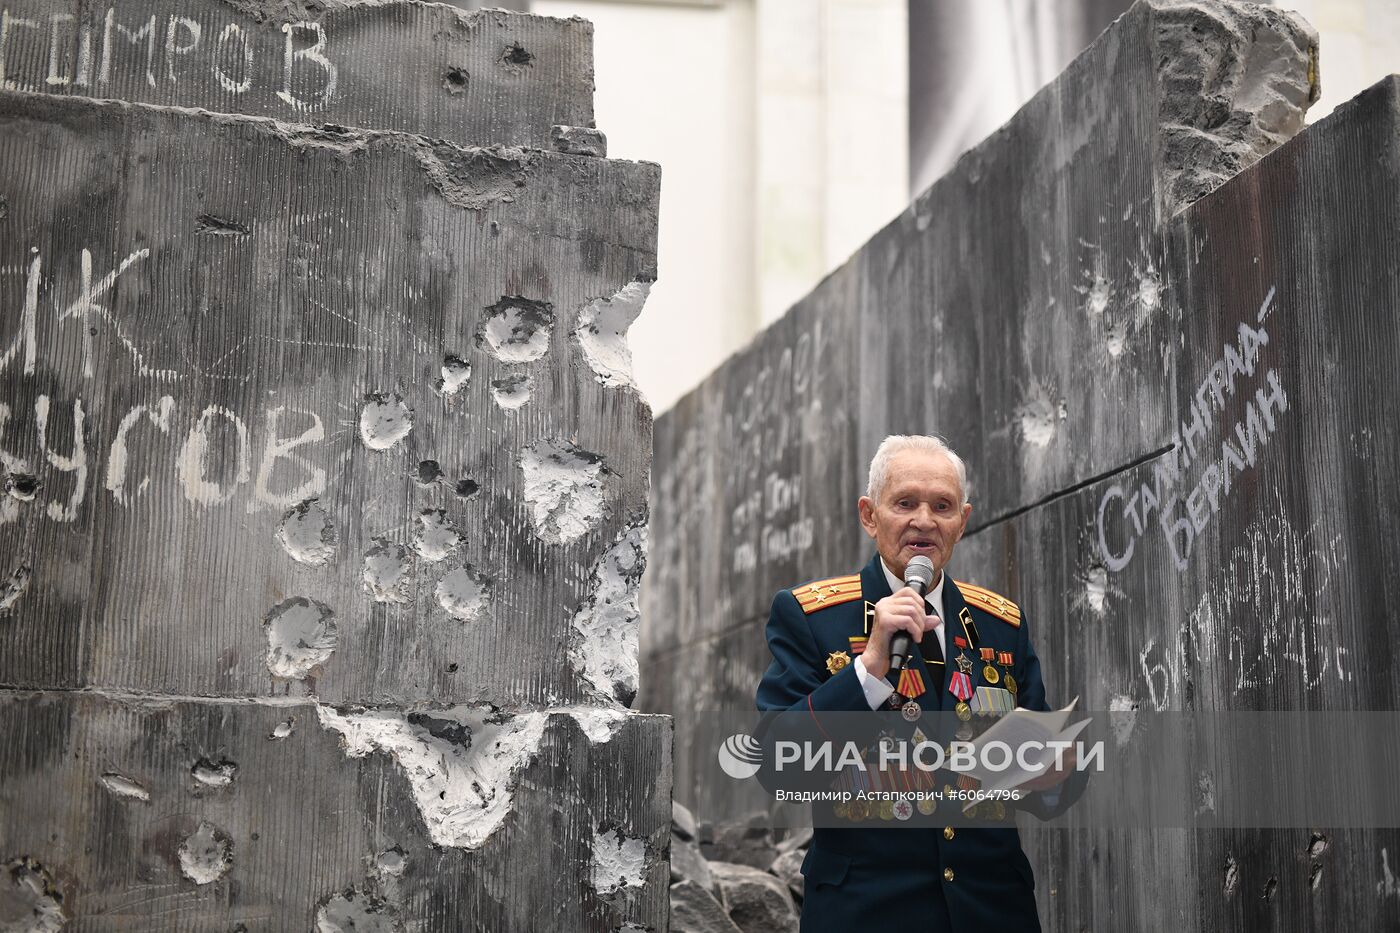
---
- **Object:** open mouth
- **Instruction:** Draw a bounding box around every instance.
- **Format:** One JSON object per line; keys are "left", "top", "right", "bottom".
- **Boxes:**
{"left": 905, "top": 539, "right": 937, "bottom": 553}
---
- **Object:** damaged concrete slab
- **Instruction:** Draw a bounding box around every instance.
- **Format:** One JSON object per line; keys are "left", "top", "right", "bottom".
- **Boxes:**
{"left": 0, "top": 690, "right": 671, "bottom": 930}
{"left": 0, "top": 3, "right": 668, "bottom": 929}
{"left": 646, "top": 0, "right": 1400, "bottom": 927}
{"left": 0, "top": 91, "right": 657, "bottom": 708}
{"left": 0, "top": 0, "right": 597, "bottom": 148}
{"left": 646, "top": 0, "right": 1321, "bottom": 808}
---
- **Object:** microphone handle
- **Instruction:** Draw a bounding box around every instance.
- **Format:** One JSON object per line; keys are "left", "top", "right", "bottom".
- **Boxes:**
{"left": 888, "top": 577, "right": 927, "bottom": 672}
{"left": 889, "top": 631, "right": 913, "bottom": 671}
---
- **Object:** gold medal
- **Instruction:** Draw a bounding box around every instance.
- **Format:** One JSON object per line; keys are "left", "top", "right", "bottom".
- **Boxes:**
{"left": 991, "top": 801, "right": 1007, "bottom": 821}
{"left": 955, "top": 701, "right": 971, "bottom": 721}
{"left": 917, "top": 796, "right": 937, "bottom": 815}
{"left": 826, "top": 651, "right": 850, "bottom": 674}
{"left": 1004, "top": 673, "right": 1017, "bottom": 694}
{"left": 850, "top": 799, "right": 870, "bottom": 821}
{"left": 982, "top": 663, "right": 1000, "bottom": 684}
{"left": 833, "top": 800, "right": 849, "bottom": 820}
{"left": 879, "top": 799, "right": 895, "bottom": 821}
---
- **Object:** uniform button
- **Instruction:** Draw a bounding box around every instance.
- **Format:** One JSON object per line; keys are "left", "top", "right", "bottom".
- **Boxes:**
{"left": 943, "top": 868, "right": 955, "bottom": 882}
{"left": 943, "top": 826, "right": 955, "bottom": 840}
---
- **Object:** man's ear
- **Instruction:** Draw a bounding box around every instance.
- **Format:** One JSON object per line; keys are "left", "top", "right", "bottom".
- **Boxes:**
{"left": 858, "top": 497, "right": 877, "bottom": 538}
{"left": 953, "top": 502, "right": 973, "bottom": 542}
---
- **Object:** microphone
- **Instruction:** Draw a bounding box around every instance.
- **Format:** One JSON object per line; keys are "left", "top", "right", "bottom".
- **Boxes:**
{"left": 890, "top": 556, "right": 935, "bottom": 672}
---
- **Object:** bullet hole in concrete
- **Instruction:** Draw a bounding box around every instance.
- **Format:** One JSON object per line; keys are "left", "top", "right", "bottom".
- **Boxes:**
{"left": 363, "top": 540, "right": 413, "bottom": 604}
{"left": 276, "top": 498, "right": 338, "bottom": 565}
{"left": 480, "top": 296, "right": 554, "bottom": 362}
{"left": 1262, "top": 875, "right": 1278, "bottom": 900}
{"left": 4, "top": 472, "right": 38, "bottom": 501}
{"left": 0, "top": 196, "right": 8, "bottom": 222}
{"left": 519, "top": 440, "right": 609, "bottom": 544}
{"left": 1015, "top": 384, "right": 1067, "bottom": 447}
{"left": 1136, "top": 268, "right": 1163, "bottom": 314}
{"left": 455, "top": 478, "right": 480, "bottom": 498}
{"left": 591, "top": 827, "right": 647, "bottom": 895}
{"left": 264, "top": 597, "right": 338, "bottom": 679}
{"left": 1223, "top": 855, "right": 1239, "bottom": 895}
{"left": 436, "top": 566, "right": 489, "bottom": 623}
{"left": 316, "top": 887, "right": 397, "bottom": 932}
{"left": 489, "top": 221, "right": 500, "bottom": 236}
{"left": 359, "top": 393, "right": 413, "bottom": 450}
{"left": 1085, "top": 272, "right": 1111, "bottom": 315}
{"left": 436, "top": 355, "right": 470, "bottom": 397}
{"left": 270, "top": 719, "right": 295, "bottom": 740}
{"left": 499, "top": 42, "right": 533, "bottom": 73}
{"left": 1309, "top": 863, "right": 1323, "bottom": 890}
{"left": 1, "top": 857, "right": 65, "bottom": 931}
{"left": 192, "top": 758, "right": 238, "bottom": 788}
{"left": 317, "top": 885, "right": 400, "bottom": 924}
{"left": 1105, "top": 321, "right": 1128, "bottom": 357}
{"left": 443, "top": 66, "right": 469, "bottom": 94}
{"left": 1084, "top": 564, "right": 1108, "bottom": 614}
{"left": 446, "top": 663, "right": 458, "bottom": 673}
{"left": 413, "top": 509, "right": 461, "bottom": 562}
{"left": 1308, "top": 832, "right": 1329, "bottom": 858}
{"left": 407, "top": 712, "right": 473, "bottom": 748}
{"left": 491, "top": 374, "right": 533, "bottom": 409}
{"left": 0, "top": 565, "right": 32, "bottom": 615}
{"left": 194, "top": 214, "right": 251, "bottom": 237}
{"left": 178, "top": 821, "right": 233, "bottom": 885}
{"left": 99, "top": 772, "right": 150, "bottom": 802}
{"left": 416, "top": 460, "right": 443, "bottom": 486}
{"left": 376, "top": 847, "right": 406, "bottom": 877}
{"left": 574, "top": 281, "right": 649, "bottom": 386}
{"left": 569, "top": 522, "right": 647, "bottom": 704}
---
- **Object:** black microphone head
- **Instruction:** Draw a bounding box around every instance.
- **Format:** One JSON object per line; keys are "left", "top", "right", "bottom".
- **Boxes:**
{"left": 903, "top": 556, "right": 935, "bottom": 595}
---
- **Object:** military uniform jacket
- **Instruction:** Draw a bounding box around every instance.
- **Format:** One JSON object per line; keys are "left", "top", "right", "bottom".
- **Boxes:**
{"left": 755, "top": 552, "right": 1064, "bottom": 933}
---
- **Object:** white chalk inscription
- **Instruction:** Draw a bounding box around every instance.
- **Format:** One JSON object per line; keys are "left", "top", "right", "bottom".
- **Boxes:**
{"left": 0, "top": 5, "right": 338, "bottom": 109}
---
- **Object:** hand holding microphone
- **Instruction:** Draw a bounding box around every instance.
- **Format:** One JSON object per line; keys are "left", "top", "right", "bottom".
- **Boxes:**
{"left": 861, "top": 556, "right": 937, "bottom": 679}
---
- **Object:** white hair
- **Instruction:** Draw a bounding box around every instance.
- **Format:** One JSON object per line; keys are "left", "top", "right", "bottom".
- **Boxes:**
{"left": 865, "top": 434, "right": 970, "bottom": 505}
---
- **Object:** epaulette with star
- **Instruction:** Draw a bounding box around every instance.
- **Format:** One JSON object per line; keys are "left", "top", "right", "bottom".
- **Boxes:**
{"left": 957, "top": 580, "right": 1022, "bottom": 627}
{"left": 792, "top": 574, "right": 861, "bottom": 614}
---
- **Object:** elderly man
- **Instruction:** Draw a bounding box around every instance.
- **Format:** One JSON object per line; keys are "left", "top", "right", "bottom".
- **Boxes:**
{"left": 755, "top": 434, "right": 1076, "bottom": 932}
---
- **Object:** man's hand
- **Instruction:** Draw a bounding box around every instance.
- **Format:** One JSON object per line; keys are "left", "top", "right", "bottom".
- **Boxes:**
{"left": 1017, "top": 743, "right": 1078, "bottom": 792}
{"left": 860, "top": 586, "right": 938, "bottom": 680}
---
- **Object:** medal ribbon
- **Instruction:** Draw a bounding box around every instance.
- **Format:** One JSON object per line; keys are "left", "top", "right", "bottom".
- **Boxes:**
{"left": 896, "top": 668, "right": 926, "bottom": 699}
{"left": 950, "top": 671, "right": 973, "bottom": 701}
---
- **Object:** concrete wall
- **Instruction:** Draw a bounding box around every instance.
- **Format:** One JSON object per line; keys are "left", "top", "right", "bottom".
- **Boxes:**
{"left": 533, "top": 0, "right": 909, "bottom": 413}
{"left": 0, "top": 2, "right": 669, "bottom": 929}
{"left": 645, "top": 0, "right": 1400, "bottom": 926}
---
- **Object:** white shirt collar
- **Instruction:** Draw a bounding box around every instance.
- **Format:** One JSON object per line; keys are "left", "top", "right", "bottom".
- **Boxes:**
{"left": 879, "top": 558, "right": 946, "bottom": 622}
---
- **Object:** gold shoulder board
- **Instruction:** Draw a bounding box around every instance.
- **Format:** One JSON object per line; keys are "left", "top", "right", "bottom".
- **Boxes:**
{"left": 957, "top": 581, "right": 1022, "bottom": 628}
{"left": 792, "top": 574, "right": 862, "bottom": 614}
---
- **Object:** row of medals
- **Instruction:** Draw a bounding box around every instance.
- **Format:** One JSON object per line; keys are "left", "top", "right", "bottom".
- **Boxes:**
{"left": 893, "top": 649, "right": 1019, "bottom": 723}
{"left": 834, "top": 648, "right": 1018, "bottom": 822}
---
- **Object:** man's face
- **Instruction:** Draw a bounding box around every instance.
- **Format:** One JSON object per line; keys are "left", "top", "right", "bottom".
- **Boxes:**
{"left": 857, "top": 449, "right": 973, "bottom": 580}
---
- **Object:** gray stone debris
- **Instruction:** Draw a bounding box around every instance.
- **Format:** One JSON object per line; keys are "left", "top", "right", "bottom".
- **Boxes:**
{"left": 700, "top": 811, "right": 778, "bottom": 870}
{"left": 670, "top": 834, "right": 716, "bottom": 896}
{"left": 669, "top": 880, "right": 744, "bottom": 933}
{"left": 672, "top": 800, "right": 699, "bottom": 842}
{"left": 708, "top": 862, "right": 800, "bottom": 933}
{"left": 769, "top": 848, "right": 804, "bottom": 902}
